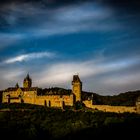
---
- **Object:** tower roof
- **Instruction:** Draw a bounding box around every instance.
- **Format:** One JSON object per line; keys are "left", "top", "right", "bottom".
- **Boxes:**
{"left": 24, "top": 73, "right": 31, "bottom": 81}
{"left": 15, "top": 83, "right": 19, "bottom": 88}
{"left": 72, "top": 75, "right": 81, "bottom": 82}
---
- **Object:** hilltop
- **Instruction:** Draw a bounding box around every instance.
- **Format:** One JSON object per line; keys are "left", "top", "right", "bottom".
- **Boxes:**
{"left": 1, "top": 88, "right": 140, "bottom": 106}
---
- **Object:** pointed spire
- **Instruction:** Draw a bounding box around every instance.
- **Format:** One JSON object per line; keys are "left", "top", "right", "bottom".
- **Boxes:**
{"left": 26, "top": 73, "right": 30, "bottom": 79}
{"left": 15, "top": 83, "right": 19, "bottom": 88}
{"left": 24, "top": 73, "right": 31, "bottom": 81}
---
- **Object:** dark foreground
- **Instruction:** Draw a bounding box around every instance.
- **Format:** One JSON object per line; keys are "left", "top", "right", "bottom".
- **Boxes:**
{"left": 0, "top": 103, "right": 140, "bottom": 140}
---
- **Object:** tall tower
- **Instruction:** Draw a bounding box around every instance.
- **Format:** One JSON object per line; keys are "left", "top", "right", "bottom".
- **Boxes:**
{"left": 23, "top": 74, "right": 32, "bottom": 88}
{"left": 72, "top": 75, "right": 82, "bottom": 102}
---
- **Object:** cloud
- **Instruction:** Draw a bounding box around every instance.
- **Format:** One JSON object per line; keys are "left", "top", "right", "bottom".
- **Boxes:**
{"left": 34, "top": 56, "right": 140, "bottom": 90}
{"left": 0, "top": 54, "right": 140, "bottom": 94}
{"left": 3, "top": 51, "right": 55, "bottom": 64}
{"left": 0, "top": 33, "right": 24, "bottom": 49}
{"left": 0, "top": 68, "right": 25, "bottom": 89}
{"left": 3, "top": 69, "right": 24, "bottom": 81}
{"left": 97, "top": 71, "right": 140, "bottom": 94}
{"left": 0, "top": 2, "right": 119, "bottom": 37}
{"left": 29, "top": 2, "right": 120, "bottom": 37}
{"left": 103, "top": 73, "right": 140, "bottom": 87}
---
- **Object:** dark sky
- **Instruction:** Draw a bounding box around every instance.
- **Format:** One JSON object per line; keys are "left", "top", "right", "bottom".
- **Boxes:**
{"left": 0, "top": 0, "right": 140, "bottom": 95}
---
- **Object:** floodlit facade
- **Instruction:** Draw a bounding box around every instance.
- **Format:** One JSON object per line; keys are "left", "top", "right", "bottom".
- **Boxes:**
{"left": 2, "top": 74, "right": 82, "bottom": 108}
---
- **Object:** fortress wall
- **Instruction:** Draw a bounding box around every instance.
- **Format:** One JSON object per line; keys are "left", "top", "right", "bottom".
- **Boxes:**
{"left": 2, "top": 91, "right": 15, "bottom": 102}
{"left": 136, "top": 102, "right": 140, "bottom": 114}
{"left": 61, "top": 95, "right": 74, "bottom": 106}
{"left": 9, "top": 99, "right": 21, "bottom": 103}
{"left": 2, "top": 91, "right": 22, "bottom": 103}
{"left": 35, "top": 95, "right": 62, "bottom": 107}
{"left": 23, "top": 91, "right": 36, "bottom": 104}
{"left": 2, "top": 92, "right": 8, "bottom": 103}
{"left": 2, "top": 91, "right": 37, "bottom": 104}
{"left": 2, "top": 90, "right": 73, "bottom": 108}
{"left": 23, "top": 97, "right": 35, "bottom": 104}
{"left": 34, "top": 95, "right": 73, "bottom": 107}
{"left": 83, "top": 100, "right": 136, "bottom": 113}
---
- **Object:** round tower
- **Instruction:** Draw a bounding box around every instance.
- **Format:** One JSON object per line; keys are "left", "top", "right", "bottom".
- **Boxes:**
{"left": 23, "top": 74, "right": 32, "bottom": 88}
{"left": 72, "top": 75, "right": 82, "bottom": 102}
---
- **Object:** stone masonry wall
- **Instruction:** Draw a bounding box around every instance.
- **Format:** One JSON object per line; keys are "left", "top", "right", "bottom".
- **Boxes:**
{"left": 83, "top": 100, "right": 136, "bottom": 113}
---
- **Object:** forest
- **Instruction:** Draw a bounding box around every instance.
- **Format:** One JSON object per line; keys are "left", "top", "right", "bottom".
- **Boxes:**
{"left": 82, "top": 90, "right": 140, "bottom": 106}
{"left": 0, "top": 103, "right": 140, "bottom": 140}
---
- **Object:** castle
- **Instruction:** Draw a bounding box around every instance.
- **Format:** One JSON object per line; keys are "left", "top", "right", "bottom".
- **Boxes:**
{"left": 2, "top": 74, "right": 83, "bottom": 108}
{"left": 2, "top": 74, "right": 140, "bottom": 113}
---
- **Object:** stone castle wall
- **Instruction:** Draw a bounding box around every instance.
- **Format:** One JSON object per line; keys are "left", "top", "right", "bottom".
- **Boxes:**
{"left": 2, "top": 91, "right": 74, "bottom": 108}
{"left": 34, "top": 94, "right": 74, "bottom": 107}
{"left": 83, "top": 100, "right": 136, "bottom": 113}
{"left": 2, "top": 74, "right": 139, "bottom": 113}
{"left": 2, "top": 91, "right": 138, "bottom": 113}
{"left": 2, "top": 74, "right": 78, "bottom": 108}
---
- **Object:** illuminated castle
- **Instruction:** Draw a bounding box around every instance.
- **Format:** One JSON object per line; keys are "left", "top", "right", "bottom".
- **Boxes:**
{"left": 2, "top": 74, "right": 83, "bottom": 108}
{"left": 2, "top": 74, "right": 138, "bottom": 113}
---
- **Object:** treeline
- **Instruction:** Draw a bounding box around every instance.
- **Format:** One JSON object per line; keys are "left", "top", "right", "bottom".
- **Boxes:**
{"left": 41, "top": 87, "right": 71, "bottom": 95}
{"left": 83, "top": 90, "right": 140, "bottom": 106}
{"left": 0, "top": 103, "right": 140, "bottom": 140}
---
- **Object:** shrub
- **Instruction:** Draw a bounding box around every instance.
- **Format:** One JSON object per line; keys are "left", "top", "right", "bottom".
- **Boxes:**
{"left": 74, "top": 101, "right": 85, "bottom": 110}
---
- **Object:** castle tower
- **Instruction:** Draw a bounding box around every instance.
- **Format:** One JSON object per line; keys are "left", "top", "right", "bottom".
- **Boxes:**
{"left": 23, "top": 74, "right": 32, "bottom": 88}
{"left": 72, "top": 75, "right": 82, "bottom": 102}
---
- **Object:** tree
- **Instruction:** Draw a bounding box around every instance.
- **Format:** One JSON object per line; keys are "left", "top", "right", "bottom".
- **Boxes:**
{"left": 74, "top": 101, "right": 85, "bottom": 110}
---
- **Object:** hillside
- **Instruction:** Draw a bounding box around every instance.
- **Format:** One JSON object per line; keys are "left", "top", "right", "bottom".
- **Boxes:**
{"left": 0, "top": 103, "right": 140, "bottom": 140}
{"left": 82, "top": 90, "right": 140, "bottom": 106}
